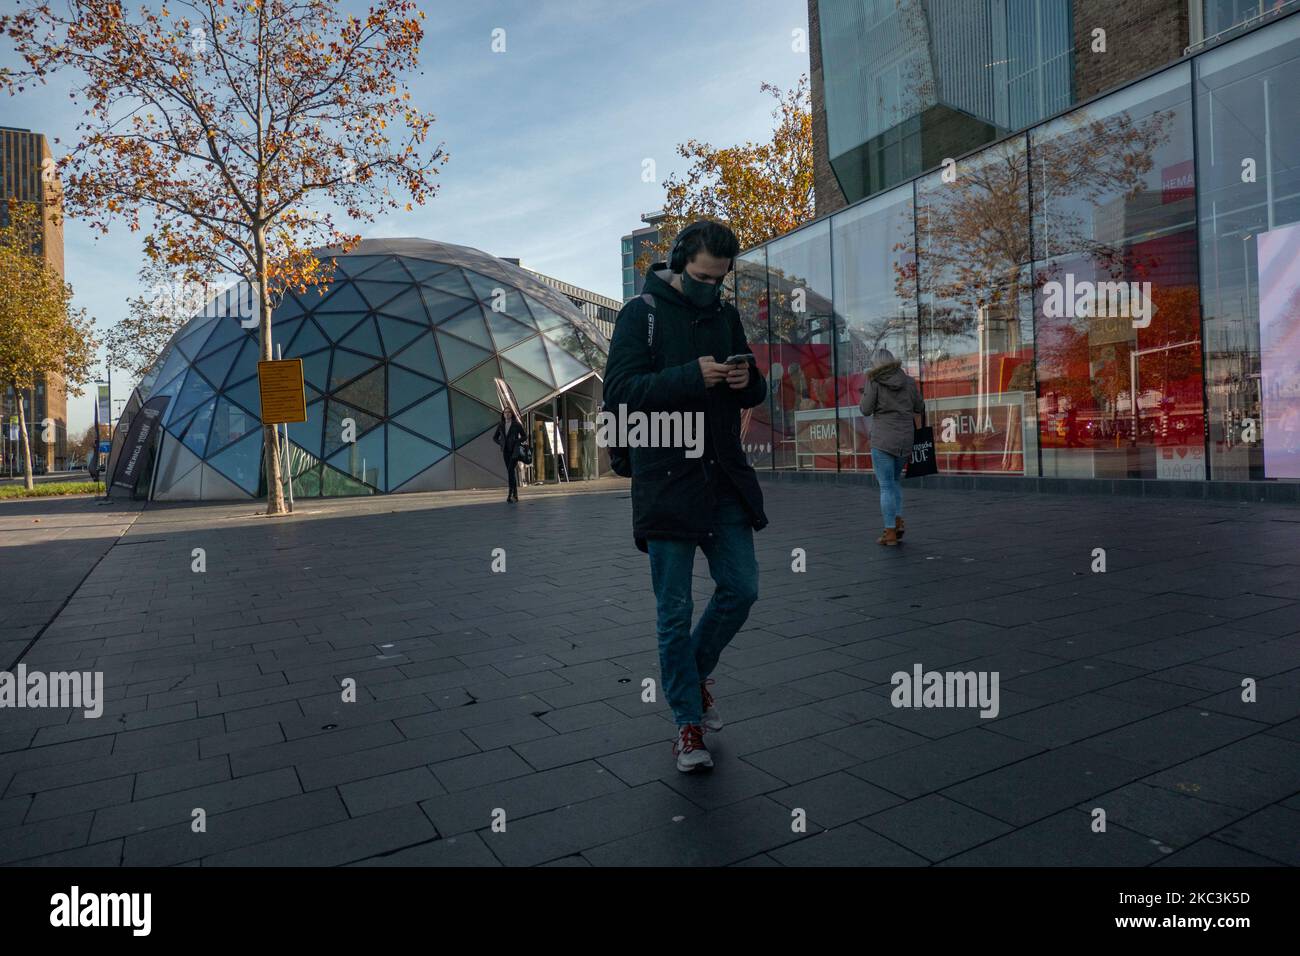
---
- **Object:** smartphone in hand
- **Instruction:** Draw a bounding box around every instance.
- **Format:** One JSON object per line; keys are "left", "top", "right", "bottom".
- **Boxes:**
{"left": 723, "top": 353, "right": 755, "bottom": 366}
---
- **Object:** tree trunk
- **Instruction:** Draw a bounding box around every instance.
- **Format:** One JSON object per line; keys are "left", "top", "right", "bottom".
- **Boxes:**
{"left": 14, "top": 380, "right": 34, "bottom": 491}
{"left": 256, "top": 242, "right": 287, "bottom": 515}
{"left": 260, "top": 277, "right": 288, "bottom": 515}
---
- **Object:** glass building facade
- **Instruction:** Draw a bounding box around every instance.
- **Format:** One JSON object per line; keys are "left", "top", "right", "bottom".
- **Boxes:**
{"left": 736, "top": 11, "right": 1300, "bottom": 484}
{"left": 819, "top": 0, "right": 1074, "bottom": 202}
{"left": 109, "top": 239, "right": 610, "bottom": 500}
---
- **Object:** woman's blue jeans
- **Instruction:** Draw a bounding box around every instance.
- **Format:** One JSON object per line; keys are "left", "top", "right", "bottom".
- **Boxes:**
{"left": 871, "top": 447, "right": 906, "bottom": 529}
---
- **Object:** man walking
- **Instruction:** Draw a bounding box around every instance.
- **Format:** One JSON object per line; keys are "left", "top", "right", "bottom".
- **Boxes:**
{"left": 603, "top": 220, "right": 768, "bottom": 772}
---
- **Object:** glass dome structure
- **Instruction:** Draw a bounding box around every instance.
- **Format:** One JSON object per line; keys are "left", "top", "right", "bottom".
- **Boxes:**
{"left": 113, "top": 238, "right": 609, "bottom": 499}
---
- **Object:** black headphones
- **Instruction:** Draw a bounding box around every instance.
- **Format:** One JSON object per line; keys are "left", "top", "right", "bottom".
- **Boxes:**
{"left": 669, "top": 221, "right": 731, "bottom": 275}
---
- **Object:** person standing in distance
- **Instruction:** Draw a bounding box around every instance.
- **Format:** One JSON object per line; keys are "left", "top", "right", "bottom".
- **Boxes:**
{"left": 859, "top": 348, "right": 923, "bottom": 545}
{"left": 603, "top": 220, "right": 769, "bottom": 773}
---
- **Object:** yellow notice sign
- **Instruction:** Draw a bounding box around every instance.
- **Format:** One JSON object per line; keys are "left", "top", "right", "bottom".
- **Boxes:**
{"left": 257, "top": 359, "right": 307, "bottom": 424}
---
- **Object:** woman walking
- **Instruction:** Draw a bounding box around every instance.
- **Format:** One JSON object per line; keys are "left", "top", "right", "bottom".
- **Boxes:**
{"left": 859, "top": 349, "right": 924, "bottom": 546}
{"left": 493, "top": 410, "right": 527, "bottom": 503}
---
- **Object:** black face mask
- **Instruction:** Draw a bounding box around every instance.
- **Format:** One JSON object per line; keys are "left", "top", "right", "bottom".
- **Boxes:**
{"left": 680, "top": 270, "right": 723, "bottom": 308}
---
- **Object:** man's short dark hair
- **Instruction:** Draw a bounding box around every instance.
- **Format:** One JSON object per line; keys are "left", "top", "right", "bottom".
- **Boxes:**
{"left": 670, "top": 220, "right": 740, "bottom": 272}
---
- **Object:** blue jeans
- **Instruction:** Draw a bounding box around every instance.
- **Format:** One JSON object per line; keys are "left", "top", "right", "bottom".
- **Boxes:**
{"left": 871, "top": 447, "right": 906, "bottom": 529}
{"left": 645, "top": 489, "right": 758, "bottom": 726}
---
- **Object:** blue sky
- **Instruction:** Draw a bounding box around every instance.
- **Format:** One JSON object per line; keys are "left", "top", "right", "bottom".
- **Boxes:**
{"left": 1, "top": 0, "right": 809, "bottom": 434}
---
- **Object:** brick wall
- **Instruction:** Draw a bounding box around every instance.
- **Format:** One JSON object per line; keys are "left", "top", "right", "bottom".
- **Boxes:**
{"left": 1072, "top": 0, "right": 1190, "bottom": 102}
{"left": 808, "top": 0, "right": 848, "bottom": 218}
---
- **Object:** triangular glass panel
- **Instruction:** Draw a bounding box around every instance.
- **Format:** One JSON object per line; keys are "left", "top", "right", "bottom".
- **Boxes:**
{"left": 440, "top": 306, "right": 493, "bottom": 350}
{"left": 168, "top": 368, "right": 217, "bottom": 424}
{"left": 164, "top": 403, "right": 201, "bottom": 442}
{"left": 420, "top": 286, "right": 476, "bottom": 325}
{"left": 194, "top": 338, "right": 243, "bottom": 390}
{"left": 500, "top": 360, "right": 554, "bottom": 409}
{"left": 353, "top": 280, "right": 411, "bottom": 312}
{"left": 329, "top": 349, "right": 376, "bottom": 390}
{"left": 402, "top": 259, "right": 453, "bottom": 282}
{"left": 334, "top": 255, "right": 393, "bottom": 279}
{"left": 174, "top": 315, "right": 219, "bottom": 359}
{"left": 392, "top": 331, "right": 445, "bottom": 382}
{"left": 207, "top": 397, "right": 259, "bottom": 455}
{"left": 324, "top": 400, "right": 382, "bottom": 456}
{"left": 287, "top": 398, "right": 325, "bottom": 458}
{"left": 423, "top": 269, "right": 476, "bottom": 301}
{"left": 287, "top": 317, "right": 328, "bottom": 356}
{"left": 148, "top": 346, "right": 193, "bottom": 399}
{"left": 436, "top": 331, "right": 492, "bottom": 380}
{"left": 449, "top": 391, "right": 503, "bottom": 448}
{"left": 387, "top": 425, "right": 450, "bottom": 491}
{"left": 376, "top": 314, "right": 427, "bottom": 356}
{"left": 350, "top": 258, "right": 411, "bottom": 283}
{"left": 179, "top": 397, "right": 217, "bottom": 458}
{"left": 370, "top": 286, "right": 427, "bottom": 324}
{"left": 320, "top": 462, "right": 376, "bottom": 497}
{"left": 450, "top": 357, "right": 502, "bottom": 407}
{"left": 314, "top": 281, "right": 369, "bottom": 314}
{"left": 225, "top": 338, "right": 258, "bottom": 385}
{"left": 486, "top": 307, "right": 537, "bottom": 349}
{"left": 197, "top": 315, "right": 252, "bottom": 359}
{"left": 391, "top": 389, "right": 451, "bottom": 447}
{"left": 462, "top": 269, "right": 510, "bottom": 304}
{"left": 326, "top": 425, "right": 385, "bottom": 491}
{"left": 339, "top": 316, "right": 383, "bottom": 358}
{"left": 315, "top": 310, "right": 366, "bottom": 343}
{"left": 333, "top": 365, "right": 386, "bottom": 417}
{"left": 272, "top": 317, "right": 303, "bottom": 353}
{"left": 526, "top": 295, "right": 574, "bottom": 332}
{"left": 543, "top": 330, "right": 595, "bottom": 383}
{"left": 150, "top": 367, "right": 189, "bottom": 406}
{"left": 300, "top": 349, "right": 332, "bottom": 391}
{"left": 388, "top": 364, "right": 443, "bottom": 415}
{"left": 207, "top": 428, "right": 264, "bottom": 494}
{"left": 500, "top": 335, "right": 556, "bottom": 386}
{"left": 269, "top": 295, "right": 305, "bottom": 323}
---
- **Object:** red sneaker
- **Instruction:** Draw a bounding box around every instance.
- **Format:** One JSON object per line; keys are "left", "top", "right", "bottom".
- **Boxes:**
{"left": 672, "top": 723, "right": 713, "bottom": 772}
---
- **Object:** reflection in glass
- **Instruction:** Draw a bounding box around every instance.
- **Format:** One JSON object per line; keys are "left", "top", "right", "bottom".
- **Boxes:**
{"left": 1033, "top": 65, "right": 1204, "bottom": 480}
{"left": 832, "top": 185, "right": 918, "bottom": 470}
{"left": 1196, "top": 15, "right": 1300, "bottom": 480}
{"left": 915, "top": 136, "right": 1037, "bottom": 475}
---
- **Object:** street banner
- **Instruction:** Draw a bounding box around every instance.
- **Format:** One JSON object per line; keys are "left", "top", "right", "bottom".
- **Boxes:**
{"left": 111, "top": 395, "right": 171, "bottom": 491}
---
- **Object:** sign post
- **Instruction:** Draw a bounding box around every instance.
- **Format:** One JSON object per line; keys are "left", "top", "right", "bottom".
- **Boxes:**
{"left": 258, "top": 358, "right": 305, "bottom": 511}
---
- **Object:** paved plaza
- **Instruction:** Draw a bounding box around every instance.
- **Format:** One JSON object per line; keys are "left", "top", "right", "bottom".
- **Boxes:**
{"left": 1, "top": 479, "right": 1297, "bottom": 866}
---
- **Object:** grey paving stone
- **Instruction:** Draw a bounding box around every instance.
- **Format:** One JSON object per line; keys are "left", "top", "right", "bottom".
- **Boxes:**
{"left": 767, "top": 771, "right": 904, "bottom": 827}
{"left": 430, "top": 747, "right": 534, "bottom": 793}
{"left": 1076, "top": 782, "right": 1245, "bottom": 848}
{"left": 1144, "top": 733, "right": 1300, "bottom": 812}
{"left": 487, "top": 782, "right": 702, "bottom": 866}
{"left": 88, "top": 767, "right": 302, "bottom": 843}
{"left": 743, "top": 738, "right": 860, "bottom": 785}
{"left": 338, "top": 767, "right": 447, "bottom": 818}
{"left": 861, "top": 794, "right": 1014, "bottom": 862}
{"left": 26, "top": 774, "right": 135, "bottom": 823}
{"left": 767, "top": 824, "right": 929, "bottom": 866}
{"left": 227, "top": 721, "right": 403, "bottom": 778}
{"left": 122, "top": 790, "right": 349, "bottom": 866}
{"left": 349, "top": 831, "right": 501, "bottom": 866}
{"left": 814, "top": 720, "right": 929, "bottom": 762}
{"left": 420, "top": 761, "right": 626, "bottom": 836}
{"left": 8, "top": 740, "right": 197, "bottom": 795}
{"left": 850, "top": 728, "right": 1043, "bottom": 799}
{"left": 1082, "top": 708, "right": 1268, "bottom": 771}
{"left": 511, "top": 714, "right": 675, "bottom": 771}
{"left": 1153, "top": 838, "right": 1285, "bottom": 867}
{"left": 1212, "top": 805, "right": 1300, "bottom": 865}
{"left": 201, "top": 804, "right": 435, "bottom": 866}
{"left": 0, "top": 812, "right": 93, "bottom": 865}
{"left": 939, "top": 744, "right": 1150, "bottom": 826}
{"left": 582, "top": 795, "right": 810, "bottom": 867}
{"left": 939, "top": 809, "right": 1169, "bottom": 866}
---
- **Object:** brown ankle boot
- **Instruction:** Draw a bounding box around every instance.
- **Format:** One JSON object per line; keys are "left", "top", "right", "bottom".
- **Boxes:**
{"left": 877, "top": 527, "right": 899, "bottom": 546}
{"left": 895, "top": 516, "right": 905, "bottom": 539}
